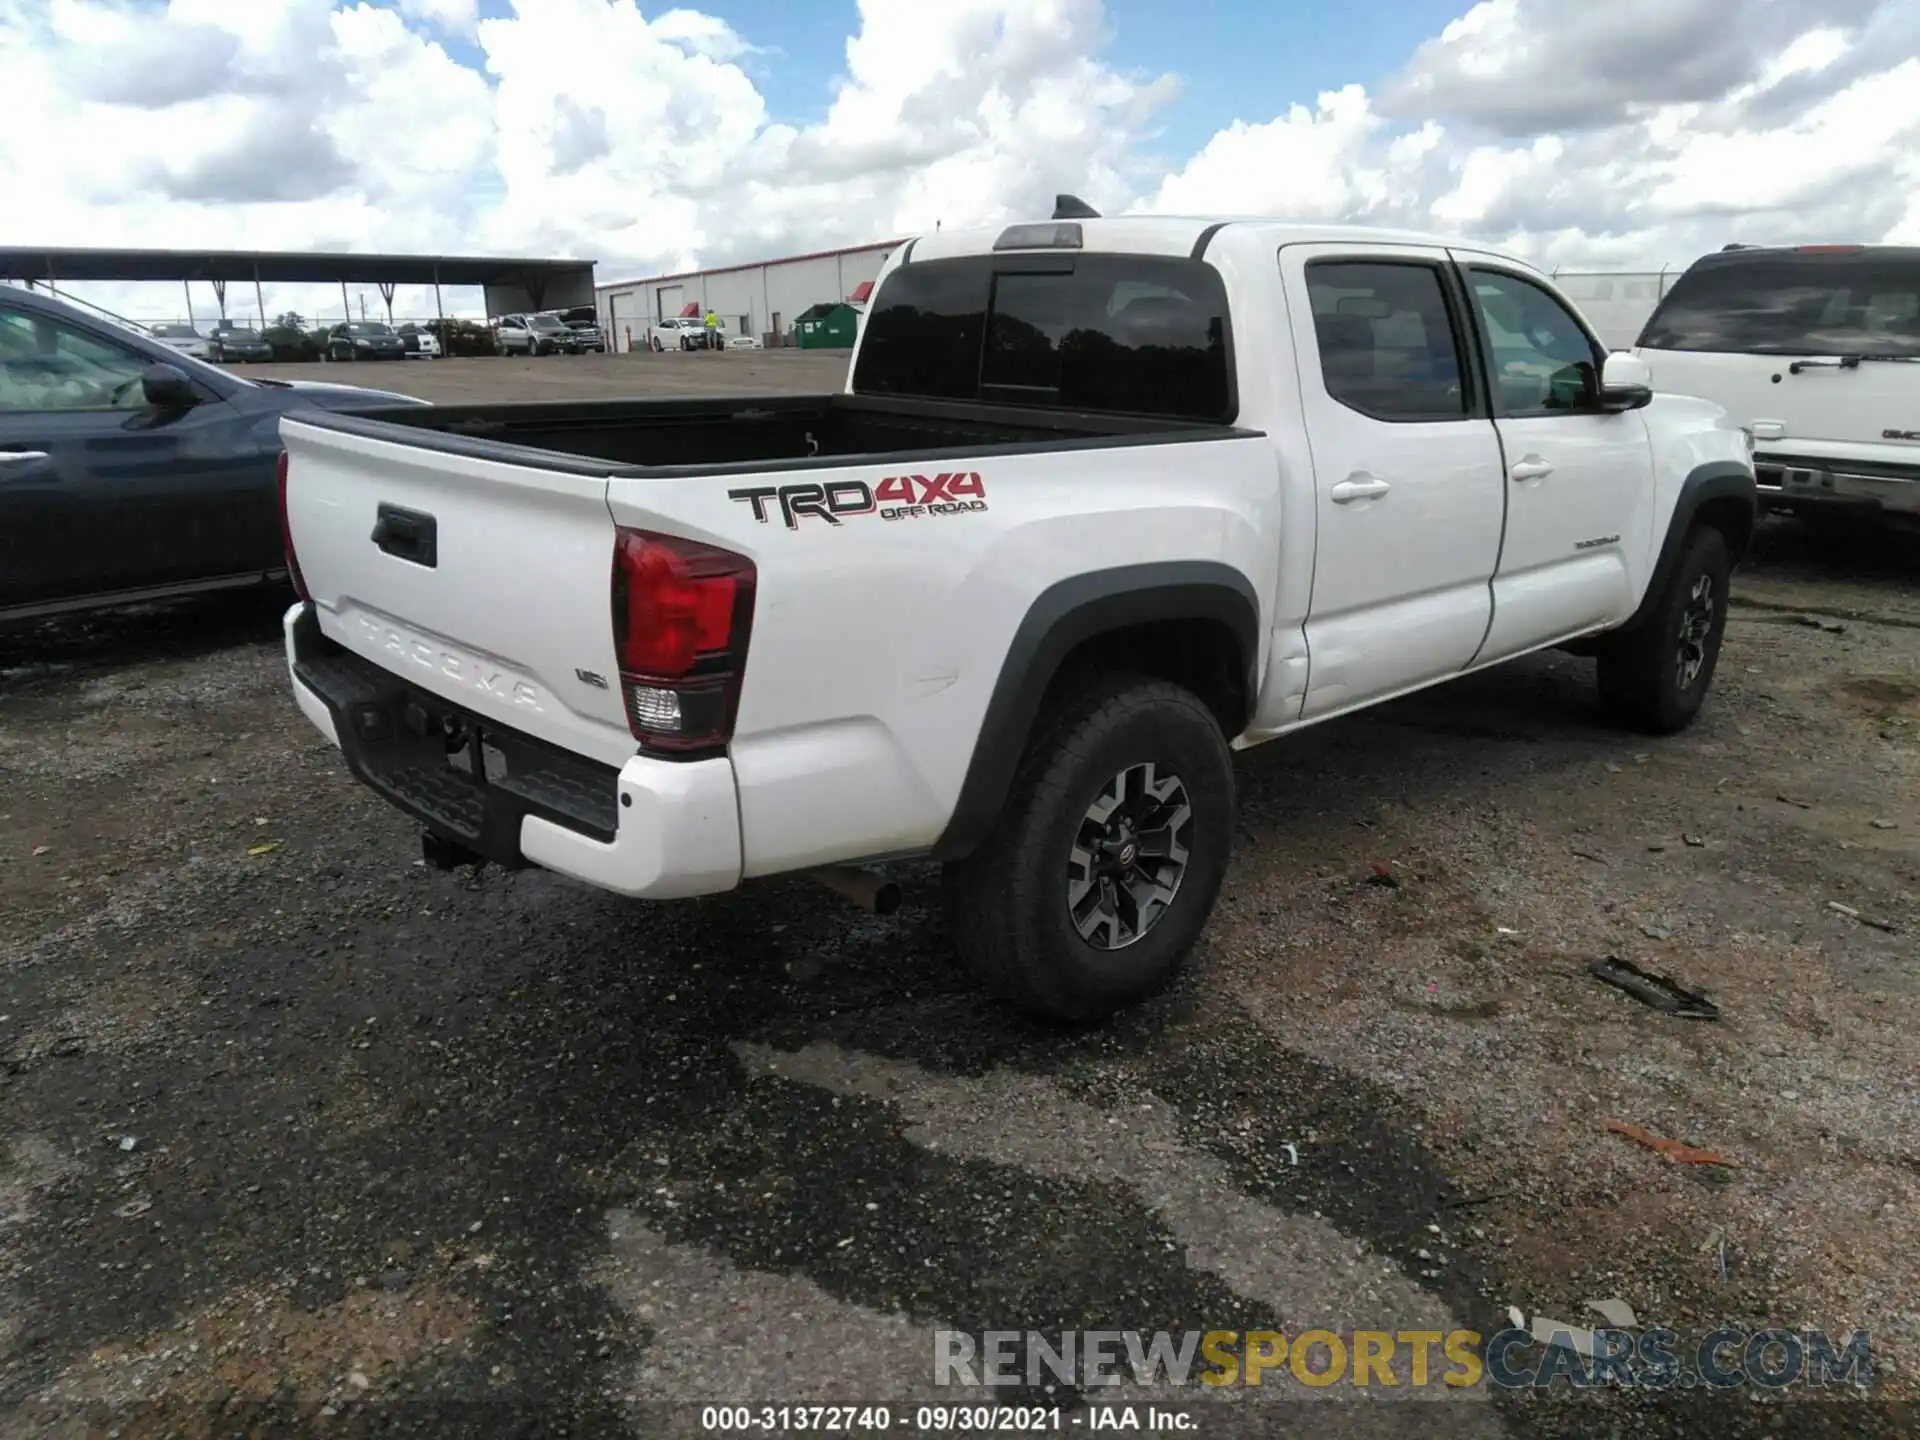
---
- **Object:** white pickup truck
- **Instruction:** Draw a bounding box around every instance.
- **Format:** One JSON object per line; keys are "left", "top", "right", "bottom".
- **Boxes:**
{"left": 279, "top": 203, "right": 1757, "bottom": 1021}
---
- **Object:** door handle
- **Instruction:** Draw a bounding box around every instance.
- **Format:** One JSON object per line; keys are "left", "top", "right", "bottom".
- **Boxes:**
{"left": 0, "top": 450, "right": 50, "bottom": 464}
{"left": 1510, "top": 457, "right": 1554, "bottom": 482}
{"left": 1330, "top": 475, "right": 1391, "bottom": 504}
{"left": 371, "top": 503, "right": 438, "bottom": 568}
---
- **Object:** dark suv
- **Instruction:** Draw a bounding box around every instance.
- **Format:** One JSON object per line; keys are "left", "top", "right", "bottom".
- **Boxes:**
{"left": 209, "top": 326, "right": 274, "bottom": 363}
{"left": 556, "top": 306, "right": 606, "bottom": 353}
{"left": 324, "top": 322, "right": 407, "bottom": 362}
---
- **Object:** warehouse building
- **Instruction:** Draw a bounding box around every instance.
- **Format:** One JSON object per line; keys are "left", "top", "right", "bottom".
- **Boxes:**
{"left": 596, "top": 238, "right": 903, "bottom": 351}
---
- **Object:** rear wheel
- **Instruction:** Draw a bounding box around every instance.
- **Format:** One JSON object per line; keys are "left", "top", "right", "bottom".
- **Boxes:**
{"left": 1597, "top": 526, "right": 1731, "bottom": 734}
{"left": 943, "top": 675, "right": 1234, "bottom": 1022}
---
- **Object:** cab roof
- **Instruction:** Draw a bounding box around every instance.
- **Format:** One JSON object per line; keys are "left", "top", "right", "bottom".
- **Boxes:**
{"left": 904, "top": 214, "right": 1492, "bottom": 265}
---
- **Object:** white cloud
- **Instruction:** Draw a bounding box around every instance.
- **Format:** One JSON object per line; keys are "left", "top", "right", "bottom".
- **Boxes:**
{"left": 1, "top": 0, "right": 1916, "bottom": 325}
{"left": 1141, "top": 86, "right": 1415, "bottom": 221}
{"left": 649, "top": 7, "right": 751, "bottom": 60}
{"left": 1145, "top": 0, "right": 1920, "bottom": 268}
{"left": 396, "top": 0, "right": 478, "bottom": 33}
{"left": 1760, "top": 26, "right": 1850, "bottom": 86}
{"left": 1379, "top": 0, "right": 1882, "bottom": 135}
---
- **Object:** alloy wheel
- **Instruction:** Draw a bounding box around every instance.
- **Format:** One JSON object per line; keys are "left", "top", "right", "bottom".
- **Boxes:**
{"left": 1676, "top": 572, "right": 1715, "bottom": 690}
{"left": 1067, "top": 761, "right": 1193, "bottom": 950}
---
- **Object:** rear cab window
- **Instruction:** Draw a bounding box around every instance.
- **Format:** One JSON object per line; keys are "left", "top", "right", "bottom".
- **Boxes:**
{"left": 851, "top": 253, "right": 1234, "bottom": 423}
{"left": 1638, "top": 248, "right": 1920, "bottom": 357}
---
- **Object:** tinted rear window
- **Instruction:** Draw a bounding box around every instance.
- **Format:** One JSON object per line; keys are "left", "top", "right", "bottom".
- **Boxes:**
{"left": 852, "top": 254, "right": 1233, "bottom": 422}
{"left": 1639, "top": 250, "right": 1920, "bottom": 357}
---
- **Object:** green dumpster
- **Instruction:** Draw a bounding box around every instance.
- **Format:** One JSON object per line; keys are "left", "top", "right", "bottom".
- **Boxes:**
{"left": 793, "top": 301, "right": 860, "bottom": 349}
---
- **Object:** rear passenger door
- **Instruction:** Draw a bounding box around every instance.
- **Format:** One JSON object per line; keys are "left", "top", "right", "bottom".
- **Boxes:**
{"left": 1454, "top": 260, "right": 1654, "bottom": 659}
{"left": 1281, "top": 245, "right": 1507, "bottom": 719}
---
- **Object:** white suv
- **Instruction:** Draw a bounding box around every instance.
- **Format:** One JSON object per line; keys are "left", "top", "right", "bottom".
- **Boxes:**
{"left": 1633, "top": 244, "right": 1920, "bottom": 534}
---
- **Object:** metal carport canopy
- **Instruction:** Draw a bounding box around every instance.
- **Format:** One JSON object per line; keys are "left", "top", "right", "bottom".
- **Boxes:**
{"left": 0, "top": 246, "right": 594, "bottom": 290}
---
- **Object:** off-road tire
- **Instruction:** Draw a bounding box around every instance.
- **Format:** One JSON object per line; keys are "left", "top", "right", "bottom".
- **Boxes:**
{"left": 1597, "top": 526, "right": 1732, "bottom": 734}
{"left": 943, "top": 674, "right": 1235, "bottom": 1022}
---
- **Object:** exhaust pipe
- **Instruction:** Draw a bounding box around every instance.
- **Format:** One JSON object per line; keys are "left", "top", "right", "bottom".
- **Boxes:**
{"left": 810, "top": 865, "right": 901, "bottom": 915}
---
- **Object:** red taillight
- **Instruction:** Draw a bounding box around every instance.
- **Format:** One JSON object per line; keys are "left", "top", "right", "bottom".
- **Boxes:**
{"left": 277, "top": 450, "right": 310, "bottom": 603}
{"left": 611, "top": 528, "right": 755, "bottom": 754}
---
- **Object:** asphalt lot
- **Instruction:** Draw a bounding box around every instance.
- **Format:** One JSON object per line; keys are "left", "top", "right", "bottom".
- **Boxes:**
{"left": 2, "top": 357, "right": 1917, "bottom": 1438}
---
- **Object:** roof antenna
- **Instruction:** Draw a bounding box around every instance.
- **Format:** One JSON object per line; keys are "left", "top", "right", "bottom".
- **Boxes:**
{"left": 1052, "top": 194, "right": 1100, "bottom": 220}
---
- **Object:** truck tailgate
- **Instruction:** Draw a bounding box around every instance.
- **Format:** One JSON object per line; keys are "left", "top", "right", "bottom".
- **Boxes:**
{"left": 281, "top": 416, "right": 635, "bottom": 769}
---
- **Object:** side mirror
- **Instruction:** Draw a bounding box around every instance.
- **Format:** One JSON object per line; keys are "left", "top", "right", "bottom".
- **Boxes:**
{"left": 1594, "top": 351, "right": 1653, "bottom": 412}
{"left": 141, "top": 362, "right": 198, "bottom": 410}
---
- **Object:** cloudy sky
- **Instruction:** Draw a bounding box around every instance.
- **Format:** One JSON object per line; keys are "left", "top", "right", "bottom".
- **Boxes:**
{"left": 1, "top": 0, "right": 1916, "bottom": 323}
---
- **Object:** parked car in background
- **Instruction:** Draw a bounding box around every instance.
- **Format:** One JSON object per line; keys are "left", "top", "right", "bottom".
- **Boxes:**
{"left": 555, "top": 305, "right": 605, "bottom": 352}
{"left": 0, "top": 284, "right": 423, "bottom": 623}
{"left": 525, "top": 312, "right": 576, "bottom": 354}
{"left": 1633, "top": 243, "right": 1920, "bottom": 535}
{"left": 493, "top": 315, "right": 530, "bottom": 354}
{"left": 646, "top": 316, "right": 709, "bottom": 351}
{"left": 396, "top": 323, "right": 442, "bottom": 359}
{"left": 324, "top": 322, "right": 407, "bottom": 362}
{"left": 557, "top": 313, "right": 606, "bottom": 353}
{"left": 724, "top": 332, "right": 762, "bottom": 351}
{"left": 262, "top": 323, "right": 320, "bottom": 362}
{"left": 209, "top": 326, "right": 274, "bottom": 364}
{"left": 148, "top": 323, "right": 211, "bottom": 360}
{"left": 494, "top": 314, "right": 566, "bottom": 356}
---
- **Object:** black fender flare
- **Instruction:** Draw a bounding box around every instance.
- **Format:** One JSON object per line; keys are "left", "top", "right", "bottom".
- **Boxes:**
{"left": 1616, "top": 460, "right": 1757, "bottom": 635}
{"left": 929, "top": 561, "right": 1260, "bottom": 862}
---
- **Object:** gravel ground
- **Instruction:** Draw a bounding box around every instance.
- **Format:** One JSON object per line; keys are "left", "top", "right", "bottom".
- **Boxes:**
{"left": 2, "top": 389, "right": 1915, "bottom": 1440}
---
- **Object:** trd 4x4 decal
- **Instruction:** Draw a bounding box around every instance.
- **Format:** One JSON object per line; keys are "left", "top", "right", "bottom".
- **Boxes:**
{"left": 729, "top": 472, "right": 987, "bottom": 529}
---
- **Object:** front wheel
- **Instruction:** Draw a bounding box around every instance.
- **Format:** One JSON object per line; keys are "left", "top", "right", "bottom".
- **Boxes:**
{"left": 1596, "top": 526, "right": 1732, "bottom": 734}
{"left": 943, "top": 675, "right": 1235, "bottom": 1022}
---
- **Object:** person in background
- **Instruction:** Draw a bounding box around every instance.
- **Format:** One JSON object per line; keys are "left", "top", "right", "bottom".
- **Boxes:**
{"left": 704, "top": 309, "right": 720, "bottom": 352}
